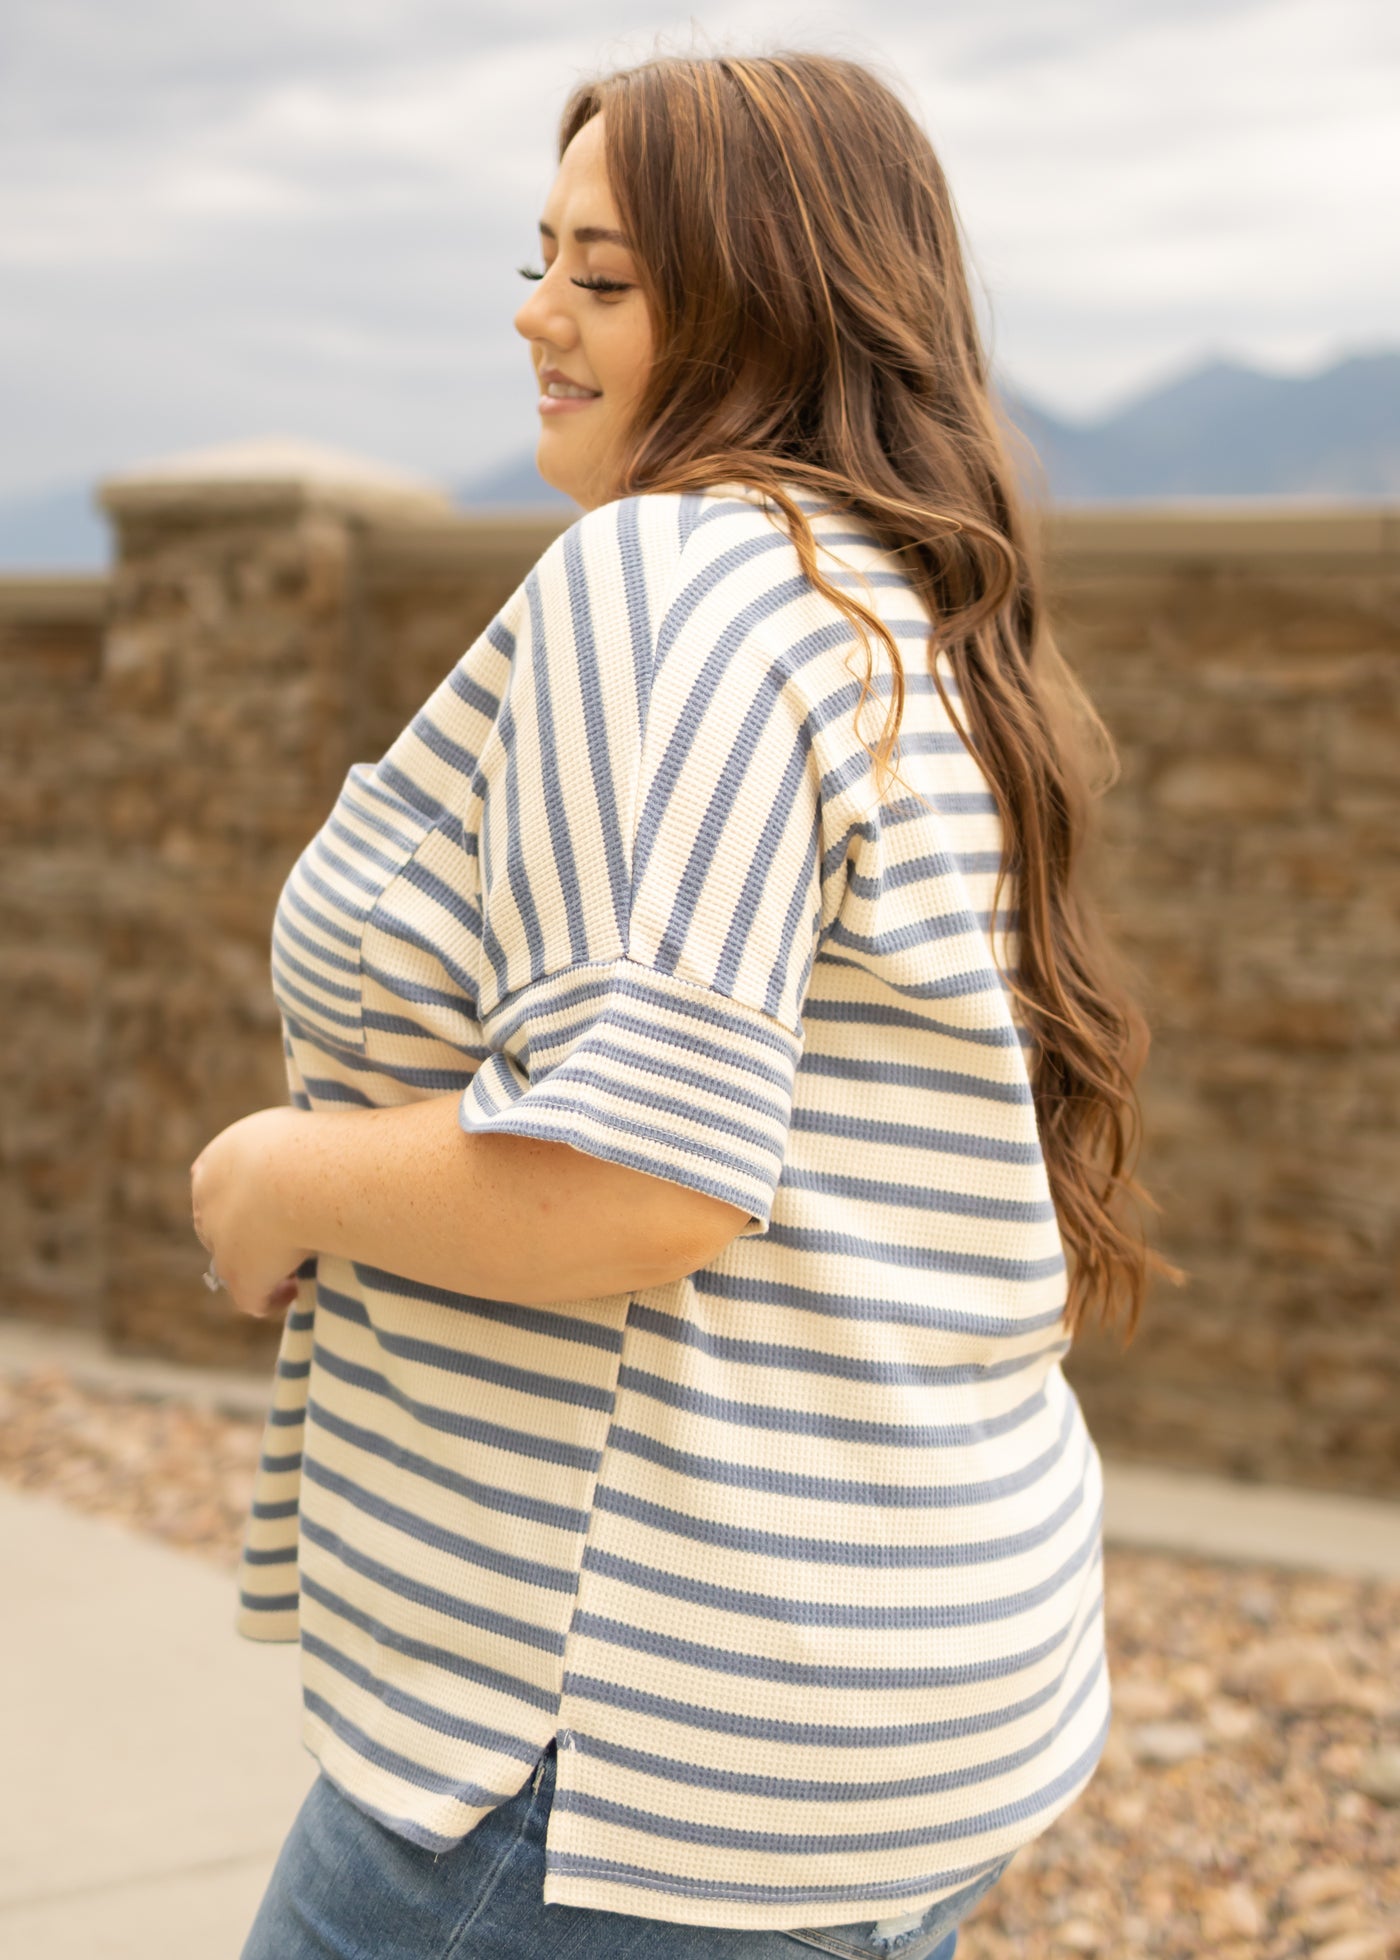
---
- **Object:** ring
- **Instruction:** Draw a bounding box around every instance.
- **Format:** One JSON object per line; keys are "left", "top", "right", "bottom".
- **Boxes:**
{"left": 203, "top": 1256, "right": 225, "bottom": 1293}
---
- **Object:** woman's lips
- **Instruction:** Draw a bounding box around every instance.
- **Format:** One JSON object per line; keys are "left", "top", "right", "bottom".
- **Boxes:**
{"left": 539, "top": 389, "right": 601, "bottom": 416}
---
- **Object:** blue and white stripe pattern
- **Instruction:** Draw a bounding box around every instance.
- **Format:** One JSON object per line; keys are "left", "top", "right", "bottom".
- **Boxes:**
{"left": 237, "top": 483, "right": 1110, "bottom": 1932}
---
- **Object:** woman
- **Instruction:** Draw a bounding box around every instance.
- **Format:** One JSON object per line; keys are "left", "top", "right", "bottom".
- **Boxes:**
{"left": 196, "top": 47, "right": 1172, "bottom": 1960}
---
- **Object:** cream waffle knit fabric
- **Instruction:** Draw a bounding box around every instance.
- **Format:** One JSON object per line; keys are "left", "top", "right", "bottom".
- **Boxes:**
{"left": 234, "top": 482, "right": 1111, "bottom": 1931}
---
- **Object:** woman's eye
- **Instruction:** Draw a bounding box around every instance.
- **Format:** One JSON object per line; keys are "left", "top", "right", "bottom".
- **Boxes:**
{"left": 516, "top": 264, "right": 630, "bottom": 294}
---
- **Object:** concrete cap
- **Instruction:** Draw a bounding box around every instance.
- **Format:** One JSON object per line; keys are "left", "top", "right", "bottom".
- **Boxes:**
{"left": 0, "top": 575, "right": 109, "bottom": 623}
{"left": 97, "top": 436, "right": 459, "bottom": 524}
{"left": 1045, "top": 498, "right": 1400, "bottom": 561}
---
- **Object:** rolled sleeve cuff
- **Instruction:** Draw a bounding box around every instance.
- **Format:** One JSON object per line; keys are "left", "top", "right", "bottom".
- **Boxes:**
{"left": 458, "top": 960, "right": 803, "bottom": 1235}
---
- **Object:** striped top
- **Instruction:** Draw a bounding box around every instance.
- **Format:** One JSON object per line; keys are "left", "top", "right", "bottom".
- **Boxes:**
{"left": 235, "top": 482, "right": 1111, "bottom": 1933}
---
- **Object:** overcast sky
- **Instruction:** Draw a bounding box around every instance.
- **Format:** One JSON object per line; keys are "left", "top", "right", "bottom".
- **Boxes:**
{"left": 1, "top": 0, "right": 1395, "bottom": 500}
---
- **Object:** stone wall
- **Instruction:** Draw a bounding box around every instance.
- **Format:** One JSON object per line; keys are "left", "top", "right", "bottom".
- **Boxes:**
{"left": 1, "top": 447, "right": 1395, "bottom": 1495}
{"left": 1046, "top": 507, "right": 1400, "bottom": 1494}
{"left": 1, "top": 578, "right": 109, "bottom": 1330}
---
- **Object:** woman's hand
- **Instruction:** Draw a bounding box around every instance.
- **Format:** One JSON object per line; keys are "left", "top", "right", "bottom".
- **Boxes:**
{"left": 190, "top": 1107, "right": 314, "bottom": 1320}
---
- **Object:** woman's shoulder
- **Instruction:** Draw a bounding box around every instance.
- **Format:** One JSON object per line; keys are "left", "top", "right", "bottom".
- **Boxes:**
{"left": 518, "top": 484, "right": 794, "bottom": 625}
{"left": 534, "top": 478, "right": 879, "bottom": 603}
{"left": 513, "top": 481, "right": 895, "bottom": 694}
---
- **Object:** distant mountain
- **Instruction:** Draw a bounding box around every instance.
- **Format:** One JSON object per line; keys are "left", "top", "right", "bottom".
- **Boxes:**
{"left": 996, "top": 349, "right": 1400, "bottom": 501}
{"left": 2, "top": 349, "right": 1395, "bottom": 571}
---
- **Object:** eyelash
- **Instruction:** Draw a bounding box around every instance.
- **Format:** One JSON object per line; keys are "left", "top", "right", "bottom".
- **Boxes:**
{"left": 516, "top": 264, "right": 631, "bottom": 294}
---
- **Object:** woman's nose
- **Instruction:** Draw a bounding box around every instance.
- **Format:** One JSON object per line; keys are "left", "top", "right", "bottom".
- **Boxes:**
{"left": 513, "top": 276, "right": 576, "bottom": 348}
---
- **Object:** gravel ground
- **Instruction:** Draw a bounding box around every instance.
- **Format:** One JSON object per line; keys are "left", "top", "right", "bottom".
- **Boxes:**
{"left": 3, "top": 1362, "right": 1398, "bottom": 1959}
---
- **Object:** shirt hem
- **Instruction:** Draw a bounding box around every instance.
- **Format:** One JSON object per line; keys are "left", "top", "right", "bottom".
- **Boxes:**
{"left": 233, "top": 1603, "right": 300, "bottom": 1643}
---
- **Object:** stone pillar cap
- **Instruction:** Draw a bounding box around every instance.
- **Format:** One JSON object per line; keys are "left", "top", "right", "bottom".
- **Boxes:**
{"left": 98, "top": 436, "right": 458, "bottom": 522}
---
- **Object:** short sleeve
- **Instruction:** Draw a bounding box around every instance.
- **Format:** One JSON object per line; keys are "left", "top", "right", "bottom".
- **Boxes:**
{"left": 457, "top": 494, "right": 826, "bottom": 1236}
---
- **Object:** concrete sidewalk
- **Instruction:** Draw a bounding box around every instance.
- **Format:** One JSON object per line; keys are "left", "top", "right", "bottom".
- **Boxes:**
{"left": 3, "top": 1319, "right": 1399, "bottom": 1958}
{"left": 0, "top": 1484, "right": 314, "bottom": 1960}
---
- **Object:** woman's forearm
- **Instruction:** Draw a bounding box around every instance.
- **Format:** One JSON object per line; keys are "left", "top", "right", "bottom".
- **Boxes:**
{"left": 260, "top": 1090, "right": 746, "bottom": 1305}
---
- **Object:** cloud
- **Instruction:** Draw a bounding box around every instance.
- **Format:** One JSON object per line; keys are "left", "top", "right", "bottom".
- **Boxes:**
{"left": 0, "top": 0, "right": 1394, "bottom": 495}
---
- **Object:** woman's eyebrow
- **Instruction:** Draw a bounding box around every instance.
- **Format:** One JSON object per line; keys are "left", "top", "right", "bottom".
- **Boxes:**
{"left": 538, "top": 220, "right": 633, "bottom": 247}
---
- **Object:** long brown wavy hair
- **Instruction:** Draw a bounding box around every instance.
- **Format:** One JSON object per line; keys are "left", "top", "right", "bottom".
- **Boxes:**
{"left": 558, "top": 49, "right": 1183, "bottom": 1344}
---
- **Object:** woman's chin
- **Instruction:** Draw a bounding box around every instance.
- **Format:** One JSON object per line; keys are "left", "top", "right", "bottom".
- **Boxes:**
{"left": 533, "top": 425, "right": 615, "bottom": 509}
{"left": 535, "top": 431, "right": 599, "bottom": 510}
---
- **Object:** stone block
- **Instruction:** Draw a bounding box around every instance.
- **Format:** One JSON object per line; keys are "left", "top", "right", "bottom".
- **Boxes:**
{"left": 1149, "top": 754, "right": 1307, "bottom": 822}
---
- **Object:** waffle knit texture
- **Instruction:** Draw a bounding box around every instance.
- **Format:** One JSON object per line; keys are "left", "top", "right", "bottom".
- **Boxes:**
{"left": 235, "top": 483, "right": 1111, "bottom": 1931}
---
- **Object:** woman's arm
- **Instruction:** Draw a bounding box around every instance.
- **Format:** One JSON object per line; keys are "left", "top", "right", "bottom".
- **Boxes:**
{"left": 190, "top": 1094, "right": 751, "bottom": 1320}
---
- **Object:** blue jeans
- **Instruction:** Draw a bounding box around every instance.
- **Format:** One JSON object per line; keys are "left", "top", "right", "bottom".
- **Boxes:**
{"left": 240, "top": 1739, "right": 1014, "bottom": 1960}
